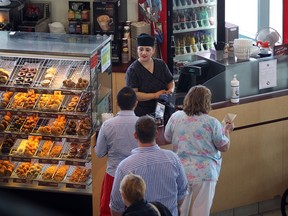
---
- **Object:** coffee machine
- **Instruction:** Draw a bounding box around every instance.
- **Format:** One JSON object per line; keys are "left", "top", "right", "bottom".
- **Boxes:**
{"left": 0, "top": 0, "right": 26, "bottom": 31}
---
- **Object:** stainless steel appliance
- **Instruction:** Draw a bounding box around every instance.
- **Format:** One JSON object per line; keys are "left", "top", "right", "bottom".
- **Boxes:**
{"left": 0, "top": 0, "right": 26, "bottom": 31}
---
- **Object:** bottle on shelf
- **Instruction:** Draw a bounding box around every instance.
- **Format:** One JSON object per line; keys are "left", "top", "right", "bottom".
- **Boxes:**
{"left": 190, "top": 35, "right": 197, "bottom": 52}
{"left": 179, "top": 13, "right": 186, "bottom": 30}
{"left": 201, "top": 7, "right": 209, "bottom": 27}
{"left": 180, "top": 38, "right": 185, "bottom": 55}
{"left": 121, "top": 38, "right": 129, "bottom": 63}
{"left": 185, "top": 10, "right": 192, "bottom": 29}
{"left": 185, "top": 36, "right": 191, "bottom": 53}
{"left": 201, "top": 34, "right": 209, "bottom": 50}
{"left": 191, "top": 9, "right": 197, "bottom": 28}
{"left": 180, "top": 0, "right": 186, "bottom": 6}
{"left": 207, "top": 6, "right": 215, "bottom": 26}
{"left": 171, "top": 36, "right": 176, "bottom": 57}
{"left": 186, "top": 0, "right": 192, "bottom": 6}
{"left": 175, "top": 38, "right": 181, "bottom": 55}
{"left": 192, "top": 0, "right": 197, "bottom": 4}
{"left": 196, "top": 8, "right": 203, "bottom": 28}
{"left": 196, "top": 33, "right": 202, "bottom": 51}
{"left": 175, "top": 0, "right": 180, "bottom": 7}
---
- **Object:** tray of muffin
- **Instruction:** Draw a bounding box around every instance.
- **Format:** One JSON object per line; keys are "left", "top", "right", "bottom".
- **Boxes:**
{"left": 10, "top": 136, "right": 42, "bottom": 158}
{"left": 0, "top": 57, "right": 19, "bottom": 86}
{"left": 36, "top": 92, "right": 65, "bottom": 112}
{"left": 64, "top": 117, "right": 92, "bottom": 137}
{"left": 39, "top": 163, "right": 70, "bottom": 183}
{"left": 12, "top": 160, "right": 43, "bottom": 181}
{"left": 0, "top": 135, "right": 17, "bottom": 155}
{"left": 66, "top": 165, "right": 92, "bottom": 186}
{"left": 61, "top": 62, "right": 90, "bottom": 90}
{"left": 59, "top": 91, "right": 92, "bottom": 114}
{"left": 6, "top": 90, "right": 40, "bottom": 111}
{"left": 0, "top": 159, "right": 16, "bottom": 178}
{"left": 61, "top": 142, "right": 90, "bottom": 161}
{"left": 0, "top": 91, "right": 14, "bottom": 109}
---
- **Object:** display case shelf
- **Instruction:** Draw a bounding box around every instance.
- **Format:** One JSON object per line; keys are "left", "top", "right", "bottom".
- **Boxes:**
{"left": 0, "top": 31, "right": 112, "bottom": 194}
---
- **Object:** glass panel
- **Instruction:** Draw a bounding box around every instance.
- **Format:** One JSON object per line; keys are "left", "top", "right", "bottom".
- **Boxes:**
{"left": 225, "top": 0, "right": 258, "bottom": 39}
{"left": 269, "top": 0, "right": 283, "bottom": 40}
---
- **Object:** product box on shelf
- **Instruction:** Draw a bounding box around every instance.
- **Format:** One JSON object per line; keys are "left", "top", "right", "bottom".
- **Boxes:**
{"left": 68, "top": 1, "right": 91, "bottom": 34}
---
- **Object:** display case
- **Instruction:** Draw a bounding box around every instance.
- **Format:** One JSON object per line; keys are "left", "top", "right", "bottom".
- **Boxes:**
{"left": 0, "top": 31, "right": 112, "bottom": 195}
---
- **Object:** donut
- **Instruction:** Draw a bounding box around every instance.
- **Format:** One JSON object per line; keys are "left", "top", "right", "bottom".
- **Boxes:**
{"left": 23, "top": 82, "right": 31, "bottom": 86}
{"left": 46, "top": 67, "right": 57, "bottom": 74}
{"left": 71, "top": 96, "right": 79, "bottom": 102}
{"left": 3, "top": 115, "right": 11, "bottom": 122}
{"left": 82, "top": 79, "right": 89, "bottom": 85}
{"left": 0, "top": 76, "right": 8, "bottom": 83}
{"left": 15, "top": 80, "right": 23, "bottom": 85}
{"left": 44, "top": 74, "right": 53, "bottom": 80}
{"left": 29, "top": 68, "right": 37, "bottom": 73}
{"left": 76, "top": 107, "right": 85, "bottom": 112}
{"left": 66, "top": 128, "right": 77, "bottom": 135}
{"left": 25, "top": 72, "right": 34, "bottom": 78}
{"left": 68, "top": 102, "right": 77, "bottom": 107}
{"left": 16, "top": 77, "right": 24, "bottom": 81}
{"left": 43, "top": 126, "right": 51, "bottom": 134}
{"left": 24, "top": 78, "right": 33, "bottom": 83}
{"left": 17, "top": 71, "right": 26, "bottom": 77}
{"left": 66, "top": 107, "right": 74, "bottom": 112}
{"left": 20, "top": 68, "right": 28, "bottom": 73}
{"left": 68, "top": 121, "right": 77, "bottom": 128}
{"left": 41, "top": 79, "right": 50, "bottom": 87}
{"left": 51, "top": 126, "right": 62, "bottom": 136}
{"left": 0, "top": 124, "right": 5, "bottom": 131}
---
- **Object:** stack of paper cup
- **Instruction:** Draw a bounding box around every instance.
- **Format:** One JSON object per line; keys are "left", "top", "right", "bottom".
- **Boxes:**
{"left": 233, "top": 38, "right": 253, "bottom": 60}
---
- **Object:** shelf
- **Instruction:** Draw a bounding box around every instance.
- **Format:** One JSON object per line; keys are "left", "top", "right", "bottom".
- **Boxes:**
{"left": 0, "top": 31, "right": 112, "bottom": 195}
{"left": 173, "top": 24, "right": 216, "bottom": 34}
{"left": 173, "top": 2, "right": 216, "bottom": 10}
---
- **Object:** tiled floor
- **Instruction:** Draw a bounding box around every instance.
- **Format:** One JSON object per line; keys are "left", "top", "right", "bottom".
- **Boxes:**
{"left": 211, "top": 196, "right": 285, "bottom": 216}
{"left": 253, "top": 209, "right": 282, "bottom": 216}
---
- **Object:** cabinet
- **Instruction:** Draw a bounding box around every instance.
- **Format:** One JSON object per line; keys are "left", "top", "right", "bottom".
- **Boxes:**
{"left": 172, "top": 0, "right": 217, "bottom": 58}
{"left": 0, "top": 31, "right": 112, "bottom": 195}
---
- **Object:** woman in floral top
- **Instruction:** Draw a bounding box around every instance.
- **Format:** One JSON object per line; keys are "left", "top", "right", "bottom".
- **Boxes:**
{"left": 164, "top": 85, "right": 233, "bottom": 216}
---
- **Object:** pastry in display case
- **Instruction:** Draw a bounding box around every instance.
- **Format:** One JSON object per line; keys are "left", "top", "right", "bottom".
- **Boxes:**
{"left": 0, "top": 31, "right": 112, "bottom": 194}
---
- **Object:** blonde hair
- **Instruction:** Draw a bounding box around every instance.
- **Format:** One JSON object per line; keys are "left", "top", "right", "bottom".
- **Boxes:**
{"left": 183, "top": 85, "right": 212, "bottom": 116}
{"left": 120, "top": 173, "right": 146, "bottom": 204}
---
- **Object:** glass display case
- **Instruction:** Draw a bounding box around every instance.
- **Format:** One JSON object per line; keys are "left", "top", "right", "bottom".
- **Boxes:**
{"left": 0, "top": 31, "right": 112, "bottom": 194}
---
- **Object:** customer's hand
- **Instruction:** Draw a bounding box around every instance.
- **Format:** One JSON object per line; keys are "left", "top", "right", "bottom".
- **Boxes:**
{"left": 154, "top": 90, "right": 166, "bottom": 99}
{"left": 224, "top": 122, "right": 234, "bottom": 133}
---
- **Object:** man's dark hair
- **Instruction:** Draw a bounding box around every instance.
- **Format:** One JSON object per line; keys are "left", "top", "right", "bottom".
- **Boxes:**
{"left": 117, "top": 87, "right": 137, "bottom": 110}
{"left": 135, "top": 116, "right": 157, "bottom": 143}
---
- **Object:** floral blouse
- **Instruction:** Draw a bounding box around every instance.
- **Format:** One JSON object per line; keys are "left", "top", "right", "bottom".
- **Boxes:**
{"left": 164, "top": 111, "right": 229, "bottom": 183}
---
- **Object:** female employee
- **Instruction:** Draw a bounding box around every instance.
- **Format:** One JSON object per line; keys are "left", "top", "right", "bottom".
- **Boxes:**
{"left": 126, "top": 33, "right": 175, "bottom": 117}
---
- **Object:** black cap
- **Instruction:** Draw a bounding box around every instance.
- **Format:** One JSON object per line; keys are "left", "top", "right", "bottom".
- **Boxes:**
{"left": 137, "top": 33, "right": 155, "bottom": 47}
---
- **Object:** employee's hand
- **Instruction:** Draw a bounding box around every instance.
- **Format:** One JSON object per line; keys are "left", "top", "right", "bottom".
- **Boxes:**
{"left": 165, "top": 89, "right": 174, "bottom": 94}
{"left": 154, "top": 90, "right": 166, "bottom": 99}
